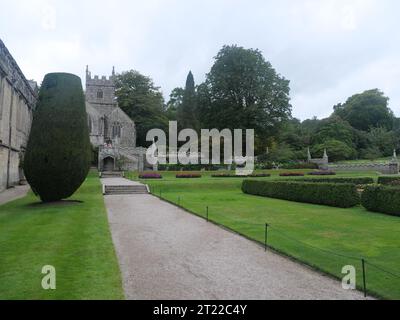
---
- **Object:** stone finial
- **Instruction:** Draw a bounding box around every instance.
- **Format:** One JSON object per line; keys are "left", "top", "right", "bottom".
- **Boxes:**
{"left": 391, "top": 149, "right": 398, "bottom": 163}
{"left": 323, "top": 149, "right": 328, "bottom": 159}
{"left": 307, "top": 147, "right": 312, "bottom": 161}
{"left": 86, "top": 65, "right": 91, "bottom": 79}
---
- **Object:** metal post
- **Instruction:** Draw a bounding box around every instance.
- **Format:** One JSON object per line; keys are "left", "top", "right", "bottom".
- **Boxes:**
{"left": 265, "top": 223, "right": 269, "bottom": 251}
{"left": 178, "top": 196, "right": 180, "bottom": 206}
{"left": 362, "top": 258, "right": 367, "bottom": 298}
{"left": 206, "top": 206, "right": 209, "bottom": 222}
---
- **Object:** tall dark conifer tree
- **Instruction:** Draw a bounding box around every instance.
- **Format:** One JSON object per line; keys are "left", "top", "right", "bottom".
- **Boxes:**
{"left": 177, "top": 71, "right": 199, "bottom": 131}
{"left": 24, "top": 73, "right": 91, "bottom": 202}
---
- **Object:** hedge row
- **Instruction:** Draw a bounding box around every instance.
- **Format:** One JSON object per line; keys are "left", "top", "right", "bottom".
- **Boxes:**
{"left": 294, "top": 177, "right": 374, "bottom": 185}
{"left": 361, "top": 185, "right": 400, "bottom": 216}
{"left": 377, "top": 176, "right": 400, "bottom": 185}
{"left": 242, "top": 180, "right": 360, "bottom": 208}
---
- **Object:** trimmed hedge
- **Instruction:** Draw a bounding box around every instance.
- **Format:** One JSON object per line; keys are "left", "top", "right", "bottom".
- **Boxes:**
{"left": 361, "top": 185, "right": 400, "bottom": 216}
{"left": 295, "top": 177, "right": 374, "bottom": 185}
{"left": 242, "top": 180, "right": 360, "bottom": 208}
{"left": 377, "top": 176, "right": 400, "bottom": 185}
{"left": 24, "top": 73, "right": 91, "bottom": 202}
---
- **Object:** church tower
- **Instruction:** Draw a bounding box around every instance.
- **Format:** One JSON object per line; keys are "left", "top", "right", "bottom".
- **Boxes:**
{"left": 85, "top": 66, "right": 117, "bottom": 109}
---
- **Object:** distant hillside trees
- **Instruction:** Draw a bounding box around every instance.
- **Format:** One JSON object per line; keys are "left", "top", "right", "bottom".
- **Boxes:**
{"left": 270, "top": 89, "right": 399, "bottom": 163}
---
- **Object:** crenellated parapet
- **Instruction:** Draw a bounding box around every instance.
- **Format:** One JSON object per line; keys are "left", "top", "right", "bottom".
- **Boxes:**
{"left": 0, "top": 39, "right": 37, "bottom": 109}
{"left": 85, "top": 65, "right": 116, "bottom": 86}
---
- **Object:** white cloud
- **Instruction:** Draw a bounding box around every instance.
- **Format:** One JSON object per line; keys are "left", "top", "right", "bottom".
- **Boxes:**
{"left": 0, "top": 0, "right": 399, "bottom": 119}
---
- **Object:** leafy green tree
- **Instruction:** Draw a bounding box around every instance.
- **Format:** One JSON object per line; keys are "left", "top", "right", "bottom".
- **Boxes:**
{"left": 114, "top": 70, "right": 168, "bottom": 147}
{"left": 333, "top": 89, "right": 394, "bottom": 131}
{"left": 312, "top": 116, "right": 355, "bottom": 147}
{"left": 177, "top": 71, "right": 199, "bottom": 130}
{"left": 24, "top": 73, "right": 91, "bottom": 202}
{"left": 197, "top": 45, "right": 292, "bottom": 153}
{"left": 367, "top": 127, "right": 399, "bottom": 157}
{"left": 312, "top": 139, "right": 357, "bottom": 162}
{"left": 166, "top": 87, "right": 184, "bottom": 120}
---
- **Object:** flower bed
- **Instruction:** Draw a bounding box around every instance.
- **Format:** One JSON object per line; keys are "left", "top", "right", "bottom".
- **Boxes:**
{"left": 139, "top": 173, "right": 162, "bottom": 179}
{"left": 248, "top": 173, "right": 271, "bottom": 178}
{"left": 176, "top": 173, "right": 202, "bottom": 178}
{"left": 212, "top": 173, "right": 271, "bottom": 178}
{"left": 308, "top": 171, "right": 336, "bottom": 176}
{"left": 279, "top": 172, "right": 305, "bottom": 177}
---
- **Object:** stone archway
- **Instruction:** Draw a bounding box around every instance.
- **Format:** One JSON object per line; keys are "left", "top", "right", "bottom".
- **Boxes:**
{"left": 103, "top": 157, "right": 115, "bottom": 172}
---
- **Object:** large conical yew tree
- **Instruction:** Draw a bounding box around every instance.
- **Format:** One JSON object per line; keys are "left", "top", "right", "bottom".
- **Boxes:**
{"left": 24, "top": 73, "right": 91, "bottom": 202}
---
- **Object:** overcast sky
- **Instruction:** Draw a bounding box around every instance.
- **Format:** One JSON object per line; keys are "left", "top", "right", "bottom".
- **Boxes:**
{"left": 1, "top": 0, "right": 399, "bottom": 120}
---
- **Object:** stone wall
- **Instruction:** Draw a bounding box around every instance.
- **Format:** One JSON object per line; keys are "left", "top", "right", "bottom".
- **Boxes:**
{"left": 0, "top": 39, "right": 37, "bottom": 192}
{"left": 328, "top": 162, "right": 399, "bottom": 175}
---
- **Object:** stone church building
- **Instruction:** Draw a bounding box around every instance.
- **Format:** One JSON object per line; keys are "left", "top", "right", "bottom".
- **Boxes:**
{"left": 0, "top": 39, "right": 37, "bottom": 192}
{"left": 85, "top": 66, "right": 153, "bottom": 172}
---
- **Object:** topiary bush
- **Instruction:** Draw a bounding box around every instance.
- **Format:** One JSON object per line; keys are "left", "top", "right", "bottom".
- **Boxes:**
{"left": 378, "top": 176, "right": 400, "bottom": 185}
{"left": 242, "top": 180, "right": 360, "bottom": 208}
{"left": 361, "top": 185, "right": 400, "bottom": 216}
{"left": 24, "top": 73, "right": 91, "bottom": 202}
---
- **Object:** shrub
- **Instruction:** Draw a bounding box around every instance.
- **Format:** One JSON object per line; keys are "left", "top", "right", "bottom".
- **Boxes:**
{"left": 361, "top": 185, "right": 400, "bottom": 216}
{"left": 24, "top": 73, "right": 91, "bottom": 202}
{"left": 176, "top": 173, "right": 202, "bottom": 178}
{"left": 242, "top": 180, "right": 360, "bottom": 208}
{"left": 308, "top": 171, "right": 336, "bottom": 176}
{"left": 279, "top": 172, "right": 305, "bottom": 177}
{"left": 139, "top": 173, "right": 162, "bottom": 179}
{"left": 377, "top": 176, "right": 400, "bottom": 185}
{"left": 295, "top": 177, "right": 374, "bottom": 185}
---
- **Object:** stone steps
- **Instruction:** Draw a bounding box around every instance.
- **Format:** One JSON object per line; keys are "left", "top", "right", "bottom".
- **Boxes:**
{"left": 101, "top": 171, "right": 124, "bottom": 178}
{"left": 104, "top": 185, "right": 148, "bottom": 195}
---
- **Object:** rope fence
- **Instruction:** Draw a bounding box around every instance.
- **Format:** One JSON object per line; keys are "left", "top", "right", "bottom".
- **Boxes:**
{"left": 150, "top": 186, "right": 400, "bottom": 300}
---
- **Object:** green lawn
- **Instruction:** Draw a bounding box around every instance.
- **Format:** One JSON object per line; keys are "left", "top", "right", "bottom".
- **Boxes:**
{"left": 0, "top": 171, "right": 124, "bottom": 300}
{"left": 131, "top": 170, "right": 400, "bottom": 300}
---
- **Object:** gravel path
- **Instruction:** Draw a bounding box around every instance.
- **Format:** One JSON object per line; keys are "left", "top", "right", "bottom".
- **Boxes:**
{"left": 0, "top": 185, "right": 30, "bottom": 205}
{"left": 102, "top": 178, "right": 368, "bottom": 300}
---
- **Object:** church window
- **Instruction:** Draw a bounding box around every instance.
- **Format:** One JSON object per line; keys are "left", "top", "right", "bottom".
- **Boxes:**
{"left": 97, "top": 90, "right": 103, "bottom": 99}
{"left": 88, "top": 117, "right": 92, "bottom": 133}
{"left": 112, "top": 124, "right": 121, "bottom": 139}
